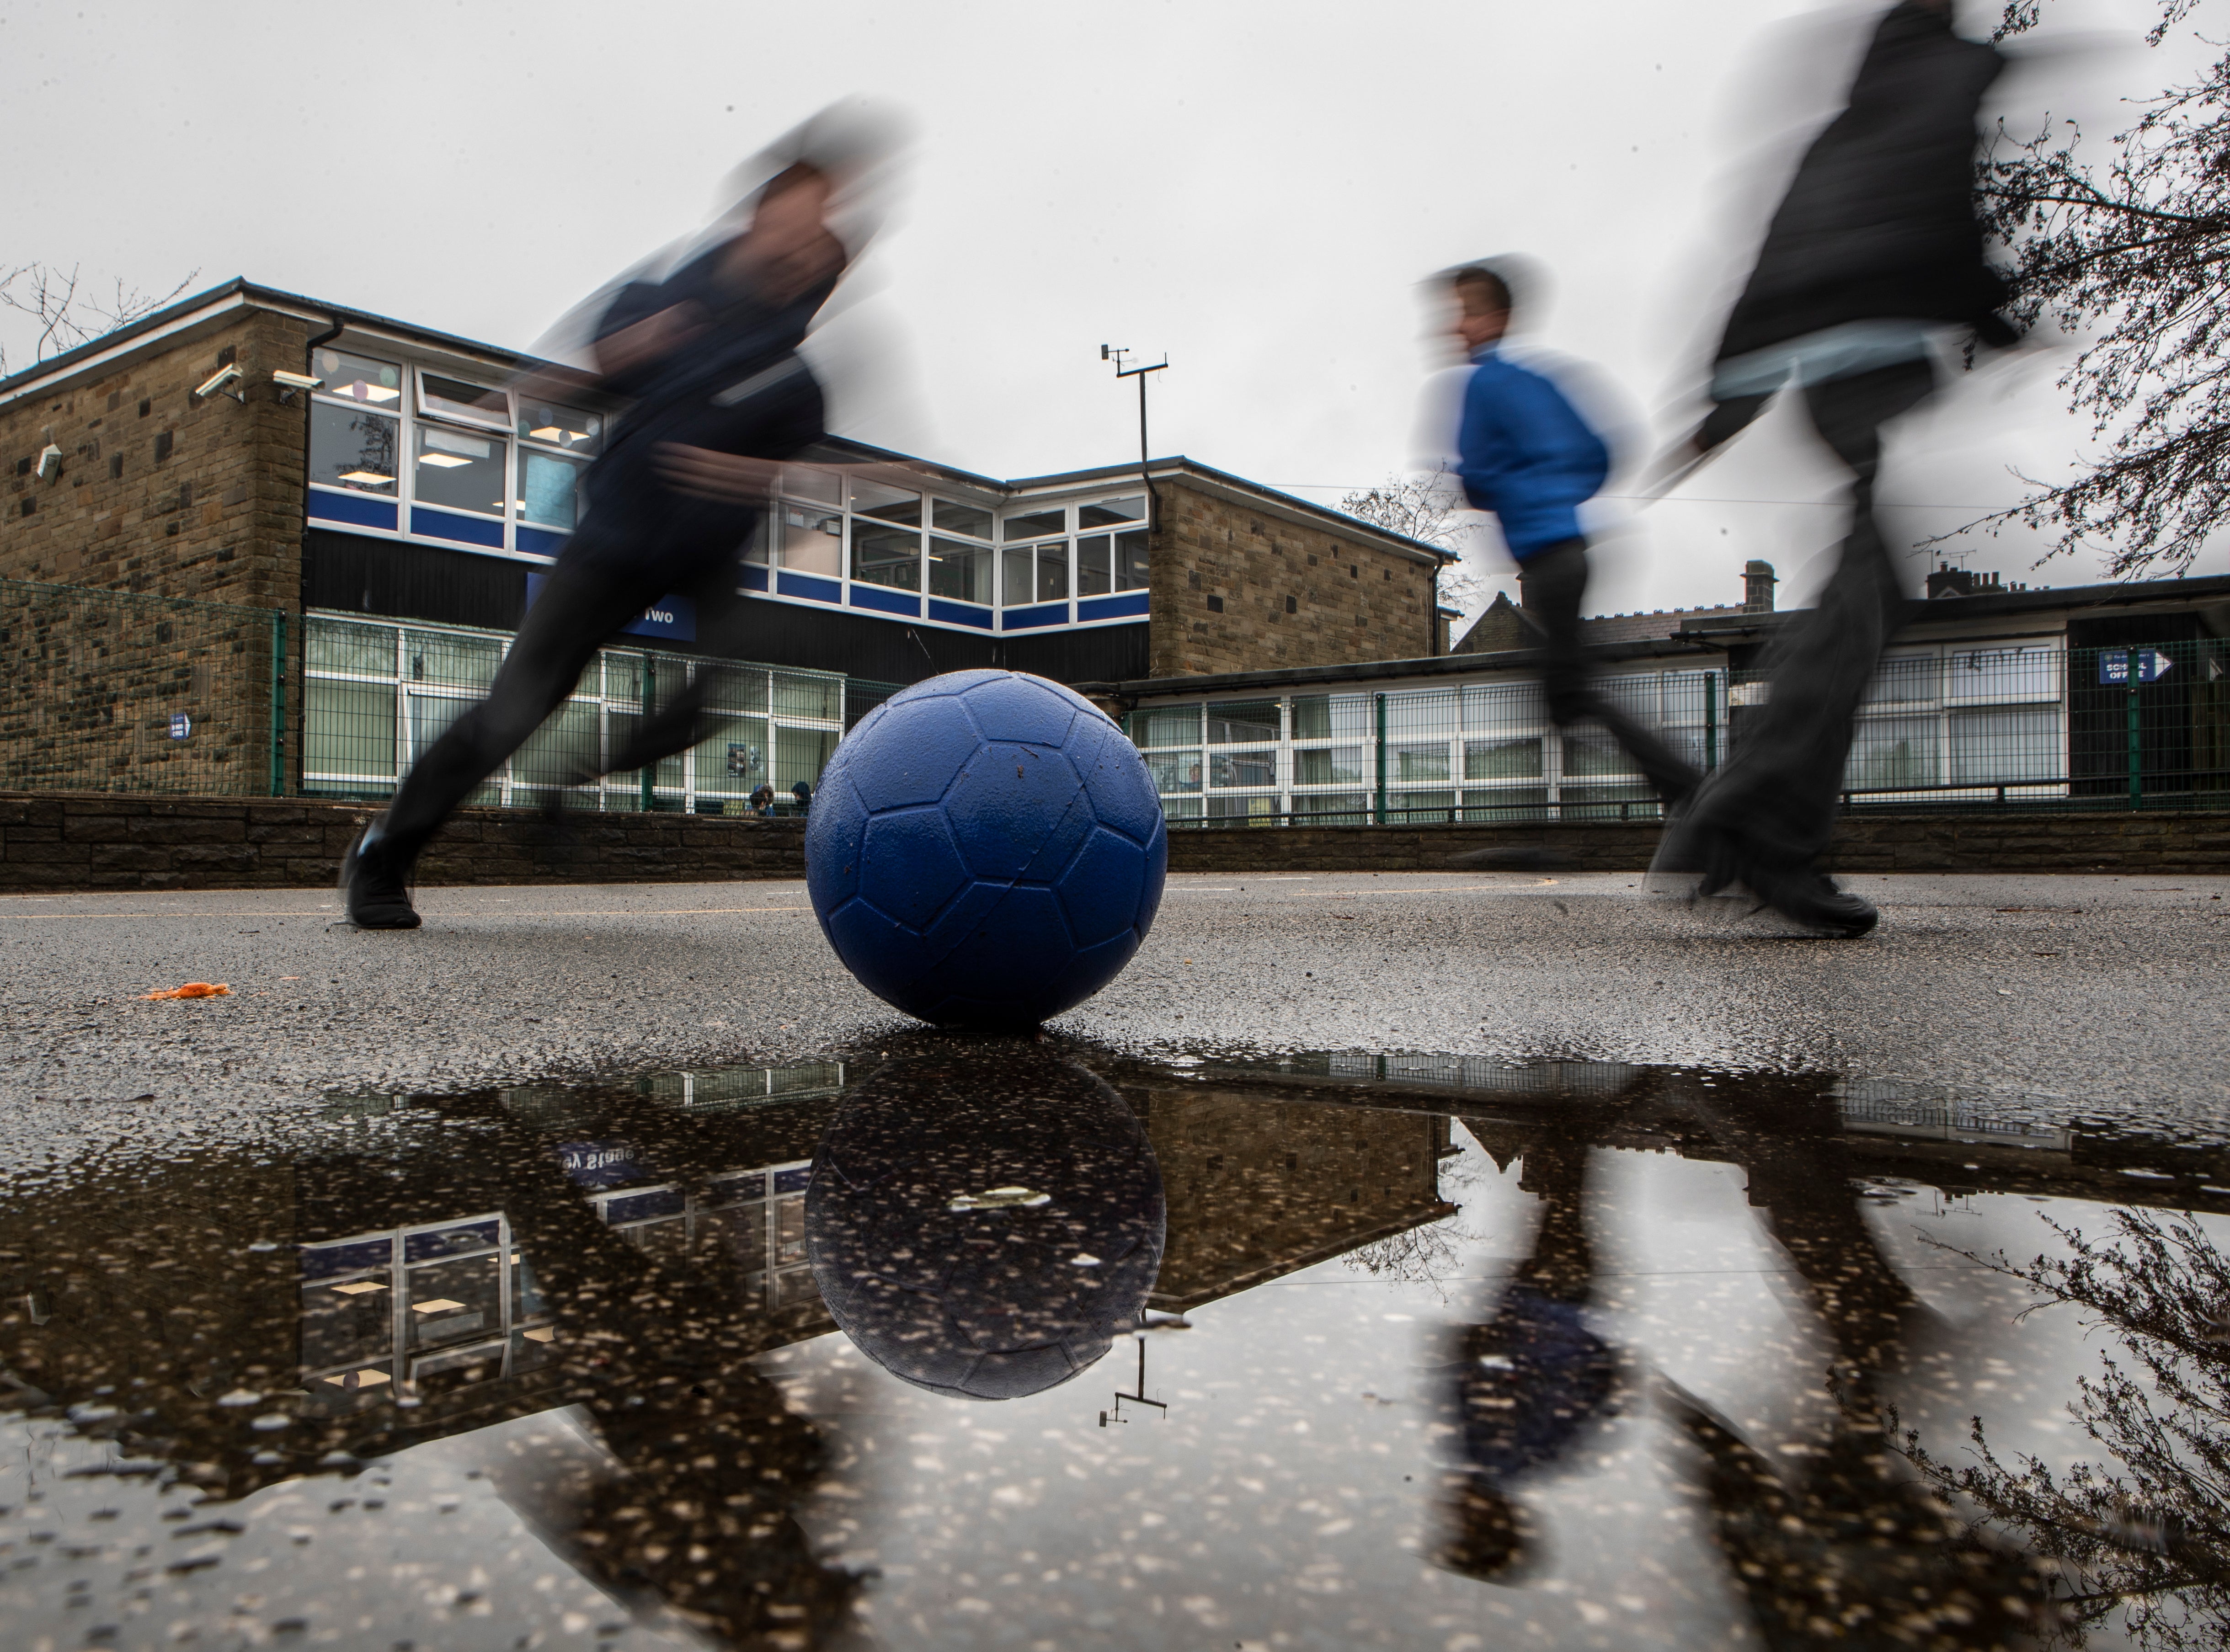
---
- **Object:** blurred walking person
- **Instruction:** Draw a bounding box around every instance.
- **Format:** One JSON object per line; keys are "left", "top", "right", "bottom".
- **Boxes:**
{"left": 1651, "top": 0, "right": 2017, "bottom": 936}
{"left": 342, "top": 103, "right": 906, "bottom": 929}
{"left": 1440, "top": 264, "right": 1704, "bottom": 831}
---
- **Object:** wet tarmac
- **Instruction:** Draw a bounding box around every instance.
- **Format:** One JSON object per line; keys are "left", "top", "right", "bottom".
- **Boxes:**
{"left": 7, "top": 1037, "right": 2230, "bottom": 1650}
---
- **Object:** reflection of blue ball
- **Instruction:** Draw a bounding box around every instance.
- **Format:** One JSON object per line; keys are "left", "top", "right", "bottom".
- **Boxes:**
{"left": 805, "top": 1049, "right": 1165, "bottom": 1401}
{"left": 804, "top": 670, "right": 1168, "bottom": 1029}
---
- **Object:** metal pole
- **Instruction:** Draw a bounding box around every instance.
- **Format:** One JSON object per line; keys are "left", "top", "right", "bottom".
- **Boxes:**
{"left": 1374, "top": 693, "right": 1387, "bottom": 826}
{"left": 2128, "top": 650, "right": 2143, "bottom": 810}
{"left": 641, "top": 654, "right": 656, "bottom": 813}
{"left": 1703, "top": 671, "right": 1718, "bottom": 772}
{"left": 269, "top": 611, "right": 287, "bottom": 797}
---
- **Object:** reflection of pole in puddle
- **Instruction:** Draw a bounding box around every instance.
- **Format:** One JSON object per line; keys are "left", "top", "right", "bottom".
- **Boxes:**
{"left": 1100, "top": 1310, "right": 1187, "bottom": 1427}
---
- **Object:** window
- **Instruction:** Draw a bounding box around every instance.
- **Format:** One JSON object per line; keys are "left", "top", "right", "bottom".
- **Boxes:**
{"left": 1292, "top": 694, "right": 1371, "bottom": 741}
{"left": 418, "top": 371, "right": 509, "bottom": 429}
{"left": 1003, "top": 506, "right": 1065, "bottom": 541}
{"left": 929, "top": 537, "right": 992, "bottom": 604}
{"left": 310, "top": 402, "right": 400, "bottom": 493}
{"left": 516, "top": 449, "right": 585, "bottom": 530}
{"left": 1003, "top": 543, "right": 1066, "bottom": 607}
{"left": 1079, "top": 496, "right": 1145, "bottom": 529}
{"left": 779, "top": 502, "right": 843, "bottom": 576}
{"left": 1207, "top": 700, "right": 1279, "bottom": 744}
{"left": 851, "top": 480, "right": 921, "bottom": 591}
{"left": 1077, "top": 535, "right": 1113, "bottom": 596}
{"left": 515, "top": 398, "right": 602, "bottom": 456}
{"left": 415, "top": 425, "right": 507, "bottom": 516}
{"left": 313, "top": 348, "right": 402, "bottom": 405}
{"left": 933, "top": 498, "right": 994, "bottom": 540}
{"left": 1115, "top": 529, "right": 1148, "bottom": 591}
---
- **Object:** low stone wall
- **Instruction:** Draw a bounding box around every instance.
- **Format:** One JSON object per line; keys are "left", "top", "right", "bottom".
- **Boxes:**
{"left": 5, "top": 791, "right": 2227, "bottom": 893}
{"left": 1165, "top": 810, "right": 2230, "bottom": 876}
{"left": 0, "top": 791, "right": 807, "bottom": 893}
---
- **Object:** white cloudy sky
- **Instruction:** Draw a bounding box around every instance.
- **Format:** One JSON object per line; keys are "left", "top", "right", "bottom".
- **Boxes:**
{"left": 0, "top": 0, "right": 2202, "bottom": 620}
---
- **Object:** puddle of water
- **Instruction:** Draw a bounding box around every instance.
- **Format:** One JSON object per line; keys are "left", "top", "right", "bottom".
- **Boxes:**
{"left": 3, "top": 1041, "right": 2225, "bottom": 1649}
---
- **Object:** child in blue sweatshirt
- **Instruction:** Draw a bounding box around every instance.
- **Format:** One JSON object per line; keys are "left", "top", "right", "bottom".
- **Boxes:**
{"left": 1447, "top": 265, "right": 1699, "bottom": 810}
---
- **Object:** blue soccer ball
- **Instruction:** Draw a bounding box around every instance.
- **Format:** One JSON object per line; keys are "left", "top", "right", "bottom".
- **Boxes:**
{"left": 805, "top": 669, "right": 1168, "bottom": 1029}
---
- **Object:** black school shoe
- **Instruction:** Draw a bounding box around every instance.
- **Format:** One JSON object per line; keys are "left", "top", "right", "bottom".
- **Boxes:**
{"left": 1745, "top": 863, "right": 1879, "bottom": 938}
{"left": 1653, "top": 811, "right": 1877, "bottom": 938}
{"left": 341, "top": 829, "right": 422, "bottom": 930}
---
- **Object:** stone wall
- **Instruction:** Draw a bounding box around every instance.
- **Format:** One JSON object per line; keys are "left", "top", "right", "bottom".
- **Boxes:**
{"left": 1, "top": 309, "right": 315, "bottom": 610}
{"left": 0, "top": 792, "right": 807, "bottom": 893}
{"left": 1147, "top": 478, "right": 1439, "bottom": 677}
{"left": 1163, "top": 811, "right": 2230, "bottom": 875}
{"left": 6, "top": 791, "right": 2225, "bottom": 893}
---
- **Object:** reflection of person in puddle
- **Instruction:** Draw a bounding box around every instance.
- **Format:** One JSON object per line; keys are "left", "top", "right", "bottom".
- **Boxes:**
{"left": 1661, "top": 1076, "right": 2057, "bottom": 1646}
{"left": 404, "top": 1090, "right": 864, "bottom": 1646}
{"left": 1435, "top": 1101, "right": 1635, "bottom": 1582}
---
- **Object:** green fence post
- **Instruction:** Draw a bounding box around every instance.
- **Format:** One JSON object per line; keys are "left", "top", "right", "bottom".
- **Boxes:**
{"left": 641, "top": 654, "right": 656, "bottom": 813}
{"left": 2127, "top": 650, "right": 2143, "bottom": 810}
{"left": 1704, "top": 671, "right": 1719, "bottom": 772}
{"left": 269, "top": 611, "right": 287, "bottom": 797}
{"left": 1373, "top": 693, "right": 1387, "bottom": 826}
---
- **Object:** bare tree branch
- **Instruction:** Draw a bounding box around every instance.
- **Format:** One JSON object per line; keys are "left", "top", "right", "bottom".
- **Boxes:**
{"left": 0, "top": 262, "right": 198, "bottom": 378}
{"left": 1973, "top": 0, "right": 2230, "bottom": 574}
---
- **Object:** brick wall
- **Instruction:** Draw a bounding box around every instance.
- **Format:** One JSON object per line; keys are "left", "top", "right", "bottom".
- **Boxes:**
{"left": 1147, "top": 478, "right": 1439, "bottom": 677}
{"left": 0, "top": 792, "right": 807, "bottom": 893}
{"left": 1, "top": 309, "right": 313, "bottom": 610}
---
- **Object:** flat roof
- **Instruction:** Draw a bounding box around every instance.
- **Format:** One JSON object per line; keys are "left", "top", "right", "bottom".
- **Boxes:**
{"left": 1679, "top": 572, "right": 2230, "bottom": 639}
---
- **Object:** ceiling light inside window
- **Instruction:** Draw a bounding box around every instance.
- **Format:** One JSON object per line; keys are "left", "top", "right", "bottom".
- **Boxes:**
{"left": 419, "top": 454, "right": 472, "bottom": 469}
{"left": 347, "top": 384, "right": 401, "bottom": 404}
{"left": 337, "top": 470, "right": 393, "bottom": 485}
{"left": 529, "top": 426, "right": 561, "bottom": 441}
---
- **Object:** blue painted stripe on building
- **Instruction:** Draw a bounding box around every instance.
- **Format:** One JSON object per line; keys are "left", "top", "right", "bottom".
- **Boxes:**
{"left": 1077, "top": 592, "right": 1151, "bottom": 623}
{"left": 410, "top": 506, "right": 506, "bottom": 549}
{"left": 1002, "top": 602, "right": 1071, "bottom": 630}
{"left": 849, "top": 583, "right": 922, "bottom": 618}
{"left": 515, "top": 524, "right": 569, "bottom": 559}
{"left": 740, "top": 564, "right": 770, "bottom": 592}
{"left": 776, "top": 570, "right": 842, "bottom": 604}
{"left": 307, "top": 489, "right": 399, "bottom": 533}
{"left": 926, "top": 598, "right": 995, "bottom": 629}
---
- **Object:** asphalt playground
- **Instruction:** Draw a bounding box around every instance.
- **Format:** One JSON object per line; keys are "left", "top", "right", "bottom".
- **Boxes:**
{"left": 5, "top": 870, "right": 2224, "bottom": 1162}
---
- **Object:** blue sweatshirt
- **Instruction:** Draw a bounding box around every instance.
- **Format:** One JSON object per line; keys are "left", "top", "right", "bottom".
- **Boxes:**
{"left": 1454, "top": 345, "right": 1611, "bottom": 560}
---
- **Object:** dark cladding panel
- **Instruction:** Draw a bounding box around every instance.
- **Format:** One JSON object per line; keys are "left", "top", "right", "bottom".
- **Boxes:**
{"left": 304, "top": 530, "right": 529, "bottom": 633}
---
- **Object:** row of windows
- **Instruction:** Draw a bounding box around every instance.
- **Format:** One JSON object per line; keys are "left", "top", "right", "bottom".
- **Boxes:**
{"left": 747, "top": 490, "right": 1148, "bottom": 609}
{"left": 309, "top": 348, "right": 603, "bottom": 542}
{"left": 301, "top": 614, "right": 844, "bottom": 810}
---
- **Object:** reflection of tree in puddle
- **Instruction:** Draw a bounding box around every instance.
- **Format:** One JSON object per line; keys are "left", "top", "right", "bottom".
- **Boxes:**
{"left": 1900, "top": 1209, "right": 2230, "bottom": 1649}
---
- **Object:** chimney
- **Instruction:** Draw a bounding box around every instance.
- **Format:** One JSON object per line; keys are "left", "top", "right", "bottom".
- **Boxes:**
{"left": 1926, "top": 560, "right": 1979, "bottom": 600}
{"left": 1742, "top": 560, "right": 1777, "bottom": 613}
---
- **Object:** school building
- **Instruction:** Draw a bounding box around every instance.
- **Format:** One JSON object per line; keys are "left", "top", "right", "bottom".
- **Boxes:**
{"left": 0, "top": 279, "right": 1454, "bottom": 814}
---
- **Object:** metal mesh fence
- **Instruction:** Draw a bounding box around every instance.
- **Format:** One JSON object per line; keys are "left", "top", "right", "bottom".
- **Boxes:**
{"left": 0, "top": 579, "right": 287, "bottom": 797}
{"left": 1130, "top": 638, "right": 2230, "bottom": 826}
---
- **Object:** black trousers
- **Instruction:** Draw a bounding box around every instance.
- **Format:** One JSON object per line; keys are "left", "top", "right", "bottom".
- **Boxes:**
{"left": 1516, "top": 538, "right": 1702, "bottom": 806}
{"left": 1675, "top": 358, "right": 1936, "bottom": 873}
{"left": 373, "top": 532, "right": 755, "bottom": 860}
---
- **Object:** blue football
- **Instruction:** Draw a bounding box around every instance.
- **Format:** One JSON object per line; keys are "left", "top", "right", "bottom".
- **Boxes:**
{"left": 805, "top": 669, "right": 1168, "bottom": 1029}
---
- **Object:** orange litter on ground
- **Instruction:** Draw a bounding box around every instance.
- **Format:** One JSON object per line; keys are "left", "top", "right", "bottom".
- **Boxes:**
{"left": 144, "top": 982, "right": 230, "bottom": 1000}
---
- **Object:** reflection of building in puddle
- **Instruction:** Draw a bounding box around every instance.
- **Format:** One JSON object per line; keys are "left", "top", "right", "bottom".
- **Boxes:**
{"left": 1101, "top": 1062, "right": 1459, "bottom": 1312}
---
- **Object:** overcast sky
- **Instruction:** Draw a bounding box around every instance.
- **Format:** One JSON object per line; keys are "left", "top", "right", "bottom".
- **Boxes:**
{"left": 1, "top": 0, "right": 2200, "bottom": 621}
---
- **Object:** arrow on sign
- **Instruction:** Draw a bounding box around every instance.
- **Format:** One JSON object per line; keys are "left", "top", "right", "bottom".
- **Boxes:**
{"left": 2098, "top": 649, "right": 2175, "bottom": 685}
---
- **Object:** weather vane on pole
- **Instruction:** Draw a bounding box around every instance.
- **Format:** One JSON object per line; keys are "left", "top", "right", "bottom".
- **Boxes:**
{"left": 1103, "top": 345, "right": 1168, "bottom": 522}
